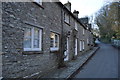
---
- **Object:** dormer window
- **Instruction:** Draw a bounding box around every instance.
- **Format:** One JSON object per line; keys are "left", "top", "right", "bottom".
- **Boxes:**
{"left": 75, "top": 21, "right": 78, "bottom": 30}
{"left": 64, "top": 13, "right": 70, "bottom": 24}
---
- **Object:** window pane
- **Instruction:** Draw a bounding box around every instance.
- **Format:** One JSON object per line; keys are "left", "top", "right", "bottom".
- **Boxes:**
{"left": 34, "top": 39, "right": 39, "bottom": 48}
{"left": 66, "top": 15, "right": 69, "bottom": 22}
{"left": 75, "top": 22, "right": 78, "bottom": 30}
{"left": 24, "top": 28, "right": 32, "bottom": 48}
{"left": 55, "top": 35, "right": 58, "bottom": 47}
{"left": 34, "top": 28, "right": 39, "bottom": 39}
{"left": 83, "top": 29, "right": 84, "bottom": 34}
{"left": 65, "top": 13, "right": 69, "bottom": 23}
{"left": 24, "top": 28, "right": 31, "bottom": 38}
{"left": 50, "top": 33, "right": 55, "bottom": 47}
{"left": 50, "top": 38, "right": 54, "bottom": 47}
{"left": 24, "top": 38, "right": 31, "bottom": 48}
{"left": 34, "top": 28, "right": 40, "bottom": 48}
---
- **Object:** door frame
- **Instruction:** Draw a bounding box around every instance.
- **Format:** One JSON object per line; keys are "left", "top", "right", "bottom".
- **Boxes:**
{"left": 64, "top": 37, "right": 69, "bottom": 61}
{"left": 75, "top": 38, "right": 78, "bottom": 56}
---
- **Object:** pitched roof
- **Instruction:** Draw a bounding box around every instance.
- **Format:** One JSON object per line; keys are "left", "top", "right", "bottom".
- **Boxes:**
{"left": 56, "top": 2, "right": 87, "bottom": 29}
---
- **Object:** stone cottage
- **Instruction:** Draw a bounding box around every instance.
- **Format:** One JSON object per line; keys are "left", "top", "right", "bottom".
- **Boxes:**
{"left": 79, "top": 17, "right": 94, "bottom": 51}
{"left": 2, "top": 1, "right": 94, "bottom": 78}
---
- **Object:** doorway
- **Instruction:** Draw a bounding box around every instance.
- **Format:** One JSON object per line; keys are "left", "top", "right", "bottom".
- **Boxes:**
{"left": 75, "top": 39, "right": 78, "bottom": 56}
{"left": 64, "top": 38, "right": 69, "bottom": 61}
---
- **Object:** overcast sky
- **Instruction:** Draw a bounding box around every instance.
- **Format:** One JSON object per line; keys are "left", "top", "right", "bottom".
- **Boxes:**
{"left": 59, "top": 0, "right": 112, "bottom": 18}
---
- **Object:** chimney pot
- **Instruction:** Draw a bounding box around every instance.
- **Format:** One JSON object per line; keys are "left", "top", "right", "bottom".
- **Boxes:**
{"left": 73, "top": 10, "right": 79, "bottom": 18}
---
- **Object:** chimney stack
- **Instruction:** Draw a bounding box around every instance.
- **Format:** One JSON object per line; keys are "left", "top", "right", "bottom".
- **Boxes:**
{"left": 73, "top": 10, "right": 79, "bottom": 18}
{"left": 64, "top": 1, "right": 71, "bottom": 11}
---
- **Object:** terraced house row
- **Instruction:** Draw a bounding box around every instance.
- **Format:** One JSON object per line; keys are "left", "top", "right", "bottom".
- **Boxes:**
{"left": 2, "top": 1, "right": 94, "bottom": 78}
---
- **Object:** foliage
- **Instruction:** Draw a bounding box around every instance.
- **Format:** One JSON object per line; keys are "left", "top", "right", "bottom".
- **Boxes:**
{"left": 95, "top": 2, "right": 120, "bottom": 42}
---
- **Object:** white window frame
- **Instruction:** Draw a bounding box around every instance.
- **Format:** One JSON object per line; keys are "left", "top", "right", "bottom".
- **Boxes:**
{"left": 64, "top": 37, "right": 69, "bottom": 61}
{"left": 75, "top": 21, "right": 78, "bottom": 30}
{"left": 34, "top": 0, "right": 42, "bottom": 5}
{"left": 24, "top": 27, "right": 42, "bottom": 51}
{"left": 64, "top": 13, "right": 70, "bottom": 24}
{"left": 50, "top": 32, "right": 59, "bottom": 51}
{"left": 75, "top": 39, "right": 78, "bottom": 56}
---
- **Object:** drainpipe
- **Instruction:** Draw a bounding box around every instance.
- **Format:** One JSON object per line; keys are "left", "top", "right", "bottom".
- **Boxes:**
{"left": 58, "top": 5, "right": 65, "bottom": 68}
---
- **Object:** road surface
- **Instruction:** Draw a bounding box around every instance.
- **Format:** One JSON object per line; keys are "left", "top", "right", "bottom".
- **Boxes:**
{"left": 74, "top": 42, "right": 119, "bottom": 78}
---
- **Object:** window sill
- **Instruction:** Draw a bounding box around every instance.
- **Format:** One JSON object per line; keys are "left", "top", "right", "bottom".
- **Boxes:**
{"left": 64, "top": 21, "right": 70, "bottom": 26}
{"left": 50, "top": 50, "right": 60, "bottom": 53}
{"left": 33, "top": 2, "right": 44, "bottom": 9}
{"left": 22, "top": 51, "right": 43, "bottom": 55}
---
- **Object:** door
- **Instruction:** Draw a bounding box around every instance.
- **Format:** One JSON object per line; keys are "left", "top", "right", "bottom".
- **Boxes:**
{"left": 75, "top": 39, "right": 78, "bottom": 56}
{"left": 64, "top": 38, "right": 69, "bottom": 61}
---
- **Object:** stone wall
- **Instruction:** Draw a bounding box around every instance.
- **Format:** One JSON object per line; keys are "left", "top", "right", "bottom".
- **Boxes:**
{"left": 2, "top": 2, "right": 62, "bottom": 78}
{"left": 2, "top": 2, "right": 94, "bottom": 78}
{"left": 0, "top": 2, "right": 2, "bottom": 78}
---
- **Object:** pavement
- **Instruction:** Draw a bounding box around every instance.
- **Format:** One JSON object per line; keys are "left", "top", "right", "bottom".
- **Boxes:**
{"left": 74, "top": 42, "right": 119, "bottom": 78}
{"left": 41, "top": 46, "right": 100, "bottom": 78}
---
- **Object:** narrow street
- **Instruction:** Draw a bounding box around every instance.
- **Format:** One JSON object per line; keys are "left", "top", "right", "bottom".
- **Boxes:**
{"left": 74, "top": 42, "right": 119, "bottom": 78}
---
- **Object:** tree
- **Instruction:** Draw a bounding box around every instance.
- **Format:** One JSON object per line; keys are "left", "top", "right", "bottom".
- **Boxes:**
{"left": 95, "top": 2, "right": 120, "bottom": 42}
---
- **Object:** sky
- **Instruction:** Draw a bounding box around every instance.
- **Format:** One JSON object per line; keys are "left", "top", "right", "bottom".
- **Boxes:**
{"left": 59, "top": 0, "right": 111, "bottom": 18}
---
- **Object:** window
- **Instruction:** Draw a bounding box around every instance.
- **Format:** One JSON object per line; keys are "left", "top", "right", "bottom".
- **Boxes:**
{"left": 24, "top": 27, "right": 42, "bottom": 51}
{"left": 50, "top": 32, "right": 59, "bottom": 51}
{"left": 87, "top": 27, "right": 89, "bottom": 30}
{"left": 34, "top": 0, "right": 42, "bottom": 5}
{"left": 83, "top": 29, "right": 85, "bottom": 35}
{"left": 80, "top": 41, "right": 82, "bottom": 51}
{"left": 87, "top": 38, "right": 89, "bottom": 44}
{"left": 64, "top": 13, "right": 70, "bottom": 24}
{"left": 75, "top": 21, "right": 78, "bottom": 30}
{"left": 83, "top": 40, "right": 85, "bottom": 50}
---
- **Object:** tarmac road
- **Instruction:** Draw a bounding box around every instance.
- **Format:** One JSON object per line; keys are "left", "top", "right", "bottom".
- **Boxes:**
{"left": 74, "top": 42, "right": 119, "bottom": 78}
